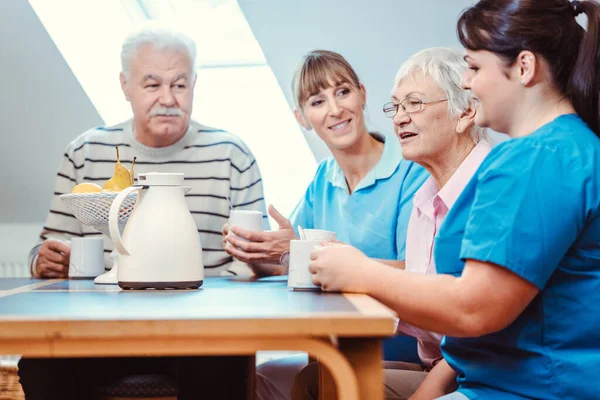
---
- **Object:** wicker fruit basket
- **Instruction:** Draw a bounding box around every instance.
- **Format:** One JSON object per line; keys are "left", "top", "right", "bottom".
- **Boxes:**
{"left": 0, "top": 364, "right": 24, "bottom": 400}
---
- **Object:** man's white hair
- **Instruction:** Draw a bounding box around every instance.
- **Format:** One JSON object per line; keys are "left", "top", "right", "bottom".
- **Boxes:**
{"left": 121, "top": 25, "right": 197, "bottom": 79}
{"left": 393, "top": 47, "right": 487, "bottom": 142}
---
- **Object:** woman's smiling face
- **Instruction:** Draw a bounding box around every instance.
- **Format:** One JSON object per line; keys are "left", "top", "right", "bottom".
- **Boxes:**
{"left": 299, "top": 79, "right": 368, "bottom": 150}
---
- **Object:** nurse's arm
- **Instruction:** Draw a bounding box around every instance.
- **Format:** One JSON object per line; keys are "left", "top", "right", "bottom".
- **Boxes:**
{"left": 410, "top": 359, "right": 457, "bottom": 399}
{"left": 376, "top": 259, "right": 405, "bottom": 269}
{"left": 360, "top": 259, "right": 539, "bottom": 337}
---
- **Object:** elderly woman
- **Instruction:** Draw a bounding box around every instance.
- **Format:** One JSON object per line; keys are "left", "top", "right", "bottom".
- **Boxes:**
{"left": 309, "top": 0, "right": 600, "bottom": 399}
{"left": 292, "top": 47, "right": 490, "bottom": 400}
{"left": 224, "top": 50, "right": 428, "bottom": 400}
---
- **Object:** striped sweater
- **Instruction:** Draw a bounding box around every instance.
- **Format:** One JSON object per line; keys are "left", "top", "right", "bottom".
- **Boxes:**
{"left": 29, "top": 119, "right": 269, "bottom": 276}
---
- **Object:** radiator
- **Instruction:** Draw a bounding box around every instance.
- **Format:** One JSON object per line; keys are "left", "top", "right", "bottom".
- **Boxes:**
{"left": 0, "top": 262, "right": 30, "bottom": 278}
{"left": 0, "top": 261, "right": 28, "bottom": 365}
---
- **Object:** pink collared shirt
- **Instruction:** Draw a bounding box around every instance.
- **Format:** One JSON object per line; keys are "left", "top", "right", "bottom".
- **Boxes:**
{"left": 396, "top": 140, "right": 492, "bottom": 369}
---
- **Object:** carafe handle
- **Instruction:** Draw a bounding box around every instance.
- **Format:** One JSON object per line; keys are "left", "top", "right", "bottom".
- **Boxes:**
{"left": 109, "top": 186, "right": 142, "bottom": 256}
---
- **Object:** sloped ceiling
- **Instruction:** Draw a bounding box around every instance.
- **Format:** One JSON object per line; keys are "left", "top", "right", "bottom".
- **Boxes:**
{"left": 0, "top": 0, "right": 102, "bottom": 223}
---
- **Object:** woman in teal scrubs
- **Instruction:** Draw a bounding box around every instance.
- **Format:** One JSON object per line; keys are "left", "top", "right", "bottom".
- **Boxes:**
{"left": 309, "top": 1, "right": 600, "bottom": 399}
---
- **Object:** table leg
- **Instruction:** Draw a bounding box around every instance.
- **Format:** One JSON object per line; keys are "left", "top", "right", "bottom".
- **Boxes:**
{"left": 7, "top": 336, "right": 360, "bottom": 400}
{"left": 319, "top": 338, "right": 383, "bottom": 400}
{"left": 247, "top": 354, "right": 256, "bottom": 400}
{"left": 318, "top": 362, "right": 337, "bottom": 399}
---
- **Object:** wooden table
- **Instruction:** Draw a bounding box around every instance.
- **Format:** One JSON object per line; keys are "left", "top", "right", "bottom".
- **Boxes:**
{"left": 0, "top": 277, "right": 397, "bottom": 400}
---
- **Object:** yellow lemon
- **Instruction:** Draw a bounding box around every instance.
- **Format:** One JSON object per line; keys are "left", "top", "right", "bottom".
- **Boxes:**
{"left": 72, "top": 183, "right": 103, "bottom": 194}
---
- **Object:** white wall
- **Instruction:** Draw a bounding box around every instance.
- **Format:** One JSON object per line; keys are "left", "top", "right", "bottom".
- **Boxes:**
{"left": 0, "top": 0, "right": 103, "bottom": 264}
{"left": 0, "top": 0, "right": 103, "bottom": 225}
{"left": 238, "top": 0, "right": 481, "bottom": 159}
{"left": 0, "top": 223, "right": 40, "bottom": 265}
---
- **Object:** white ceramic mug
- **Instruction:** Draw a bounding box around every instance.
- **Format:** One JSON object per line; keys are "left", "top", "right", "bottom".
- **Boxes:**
{"left": 302, "top": 229, "right": 336, "bottom": 242}
{"left": 288, "top": 239, "right": 322, "bottom": 290}
{"left": 69, "top": 237, "right": 105, "bottom": 279}
{"left": 228, "top": 210, "right": 263, "bottom": 235}
{"left": 227, "top": 210, "right": 263, "bottom": 267}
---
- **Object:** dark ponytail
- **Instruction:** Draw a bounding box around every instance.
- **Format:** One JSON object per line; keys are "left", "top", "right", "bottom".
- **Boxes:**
{"left": 568, "top": 1, "right": 600, "bottom": 135}
{"left": 457, "top": 0, "right": 600, "bottom": 136}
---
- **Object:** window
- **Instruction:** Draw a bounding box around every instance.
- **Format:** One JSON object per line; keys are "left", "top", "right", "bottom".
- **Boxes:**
{"left": 28, "top": 0, "right": 316, "bottom": 222}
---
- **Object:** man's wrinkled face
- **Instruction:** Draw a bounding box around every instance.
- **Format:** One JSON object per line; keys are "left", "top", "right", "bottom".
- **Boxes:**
{"left": 121, "top": 45, "right": 195, "bottom": 143}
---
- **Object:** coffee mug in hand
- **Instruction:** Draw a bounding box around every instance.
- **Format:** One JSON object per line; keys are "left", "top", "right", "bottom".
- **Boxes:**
{"left": 69, "top": 237, "right": 105, "bottom": 279}
{"left": 302, "top": 229, "right": 336, "bottom": 241}
{"left": 227, "top": 210, "right": 263, "bottom": 269}
{"left": 288, "top": 239, "right": 322, "bottom": 290}
{"left": 228, "top": 210, "right": 263, "bottom": 234}
{"left": 228, "top": 210, "right": 263, "bottom": 250}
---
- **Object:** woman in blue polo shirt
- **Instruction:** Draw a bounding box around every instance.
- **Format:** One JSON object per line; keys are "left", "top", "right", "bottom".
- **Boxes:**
{"left": 309, "top": 1, "right": 600, "bottom": 399}
{"left": 225, "top": 50, "right": 426, "bottom": 267}
{"left": 224, "top": 50, "right": 427, "bottom": 400}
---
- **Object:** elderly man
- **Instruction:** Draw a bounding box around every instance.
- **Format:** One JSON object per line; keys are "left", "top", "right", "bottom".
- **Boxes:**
{"left": 19, "top": 26, "right": 265, "bottom": 399}
{"left": 30, "top": 27, "right": 267, "bottom": 279}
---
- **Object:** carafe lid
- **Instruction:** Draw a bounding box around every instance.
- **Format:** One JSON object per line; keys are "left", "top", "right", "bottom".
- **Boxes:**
{"left": 137, "top": 172, "right": 184, "bottom": 186}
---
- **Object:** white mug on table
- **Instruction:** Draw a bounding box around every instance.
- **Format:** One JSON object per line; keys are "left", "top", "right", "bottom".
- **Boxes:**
{"left": 288, "top": 239, "right": 322, "bottom": 290}
{"left": 69, "top": 237, "right": 105, "bottom": 279}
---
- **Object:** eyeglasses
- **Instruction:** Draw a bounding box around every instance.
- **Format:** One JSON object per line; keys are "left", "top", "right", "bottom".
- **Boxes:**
{"left": 382, "top": 97, "right": 448, "bottom": 118}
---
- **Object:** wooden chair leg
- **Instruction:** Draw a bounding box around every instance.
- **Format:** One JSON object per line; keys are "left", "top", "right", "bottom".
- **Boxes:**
{"left": 246, "top": 354, "right": 256, "bottom": 400}
{"left": 318, "top": 362, "right": 337, "bottom": 400}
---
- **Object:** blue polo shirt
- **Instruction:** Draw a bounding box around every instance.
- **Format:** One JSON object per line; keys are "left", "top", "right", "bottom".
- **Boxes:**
{"left": 435, "top": 114, "right": 600, "bottom": 399}
{"left": 289, "top": 133, "right": 427, "bottom": 363}
{"left": 289, "top": 133, "right": 428, "bottom": 260}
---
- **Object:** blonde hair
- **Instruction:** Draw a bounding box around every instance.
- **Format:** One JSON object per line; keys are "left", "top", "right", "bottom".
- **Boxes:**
{"left": 292, "top": 50, "right": 361, "bottom": 111}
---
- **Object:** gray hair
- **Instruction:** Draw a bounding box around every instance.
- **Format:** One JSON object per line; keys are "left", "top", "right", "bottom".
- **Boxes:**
{"left": 121, "top": 26, "right": 197, "bottom": 79}
{"left": 392, "top": 47, "right": 487, "bottom": 142}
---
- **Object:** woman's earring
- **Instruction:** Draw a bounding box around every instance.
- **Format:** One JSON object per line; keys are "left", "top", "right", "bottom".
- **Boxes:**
{"left": 520, "top": 80, "right": 525, "bottom": 86}
{"left": 362, "top": 104, "right": 366, "bottom": 110}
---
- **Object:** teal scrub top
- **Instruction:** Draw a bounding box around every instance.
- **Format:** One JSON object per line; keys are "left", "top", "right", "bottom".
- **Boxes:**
{"left": 435, "top": 115, "right": 600, "bottom": 399}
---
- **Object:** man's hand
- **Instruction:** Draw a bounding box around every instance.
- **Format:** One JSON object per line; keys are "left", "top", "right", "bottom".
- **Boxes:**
{"left": 222, "top": 222, "right": 230, "bottom": 250}
{"left": 36, "top": 239, "right": 71, "bottom": 278}
{"left": 308, "top": 243, "right": 372, "bottom": 292}
{"left": 224, "top": 205, "right": 298, "bottom": 265}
